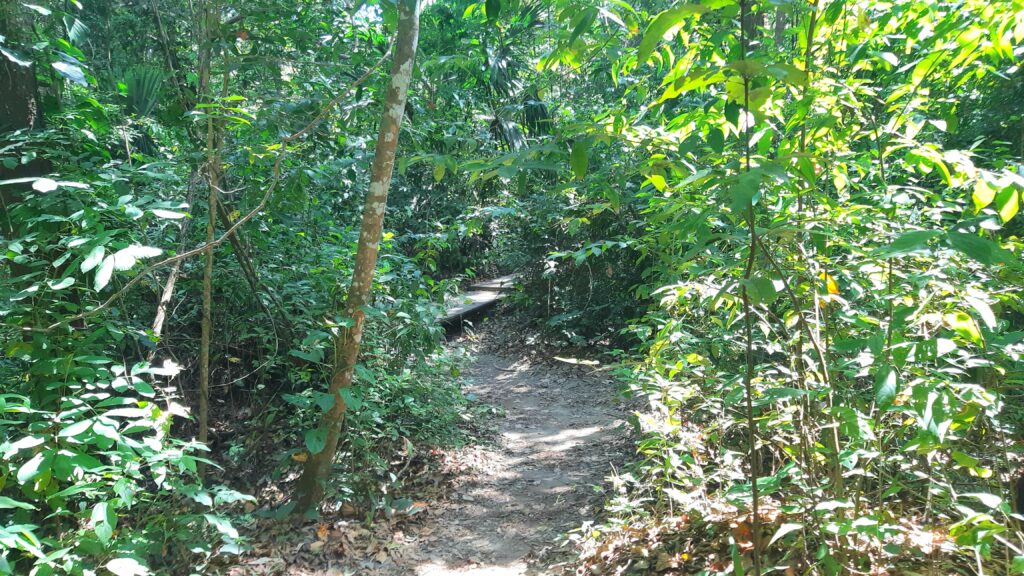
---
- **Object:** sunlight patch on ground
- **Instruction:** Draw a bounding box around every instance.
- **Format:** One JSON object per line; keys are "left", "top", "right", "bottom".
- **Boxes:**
{"left": 416, "top": 560, "right": 528, "bottom": 575}
{"left": 504, "top": 425, "right": 605, "bottom": 453}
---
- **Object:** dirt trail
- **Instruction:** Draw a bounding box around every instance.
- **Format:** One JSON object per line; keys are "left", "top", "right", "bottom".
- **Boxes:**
{"left": 393, "top": 349, "right": 631, "bottom": 575}
{"left": 233, "top": 341, "right": 631, "bottom": 576}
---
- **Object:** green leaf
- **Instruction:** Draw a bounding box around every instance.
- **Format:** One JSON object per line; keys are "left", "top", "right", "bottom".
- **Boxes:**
{"left": 95, "top": 255, "right": 115, "bottom": 291}
{"left": 946, "top": 232, "right": 1015, "bottom": 266}
{"left": 724, "top": 101, "right": 740, "bottom": 125}
{"left": 58, "top": 418, "right": 93, "bottom": 439}
{"left": 569, "top": 7, "right": 598, "bottom": 43}
{"left": 706, "top": 128, "right": 724, "bottom": 153}
{"left": 1, "top": 46, "right": 32, "bottom": 67}
{"left": 48, "top": 482, "right": 103, "bottom": 501}
{"left": 313, "top": 391, "right": 336, "bottom": 412}
{"left": 951, "top": 451, "right": 978, "bottom": 468}
{"left": 874, "top": 366, "right": 897, "bottom": 410}
{"left": 112, "top": 245, "right": 163, "bottom": 271}
{"left": 204, "top": 513, "right": 240, "bottom": 539}
{"left": 648, "top": 174, "right": 667, "bottom": 191}
{"left": 105, "top": 557, "right": 149, "bottom": 576}
{"left": 339, "top": 387, "right": 363, "bottom": 411}
{"left": 288, "top": 348, "right": 324, "bottom": 363}
{"left": 637, "top": 5, "right": 708, "bottom": 64}
{"left": 81, "top": 245, "right": 105, "bottom": 273}
{"left": 304, "top": 427, "right": 328, "bottom": 455}
{"left": 964, "top": 492, "right": 1002, "bottom": 510}
{"left": 570, "top": 138, "right": 591, "bottom": 180}
{"left": 911, "top": 51, "right": 944, "bottom": 86}
{"left": 972, "top": 179, "right": 996, "bottom": 212}
{"left": 0, "top": 496, "right": 36, "bottom": 511}
{"left": 768, "top": 523, "right": 803, "bottom": 546}
{"left": 22, "top": 4, "right": 53, "bottom": 16}
{"left": 994, "top": 184, "right": 1020, "bottom": 223}
{"left": 945, "top": 311, "right": 983, "bottom": 345}
{"left": 52, "top": 61, "right": 87, "bottom": 86}
{"left": 17, "top": 450, "right": 53, "bottom": 484}
{"left": 47, "top": 277, "right": 74, "bottom": 290}
{"left": 743, "top": 275, "right": 776, "bottom": 306}
{"left": 729, "top": 170, "right": 761, "bottom": 214}
{"left": 151, "top": 209, "right": 186, "bottom": 219}
{"left": 874, "top": 230, "right": 941, "bottom": 257}
{"left": 965, "top": 296, "right": 997, "bottom": 330}
{"left": 92, "top": 501, "right": 116, "bottom": 544}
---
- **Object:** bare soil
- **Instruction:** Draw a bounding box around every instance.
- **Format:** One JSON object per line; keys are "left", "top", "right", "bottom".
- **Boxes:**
{"left": 402, "top": 348, "right": 631, "bottom": 575}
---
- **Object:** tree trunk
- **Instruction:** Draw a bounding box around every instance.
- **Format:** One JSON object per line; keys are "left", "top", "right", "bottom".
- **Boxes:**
{"left": 197, "top": 0, "right": 222, "bottom": 458}
{"left": 1, "top": 7, "right": 49, "bottom": 290}
{"left": 774, "top": 8, "right": 786, "bottom": 48}
{"left": 0, "top": 6, "right": 43, "bottom": 133}
{"left": 293, "top": 0, "right": 421, "bottom": 515}
{"left": 147, "top": 171, "right": 201, "bottom": 363}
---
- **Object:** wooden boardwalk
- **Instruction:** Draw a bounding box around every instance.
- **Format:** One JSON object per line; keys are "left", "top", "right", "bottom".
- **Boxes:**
{"left": 439, "top": 273, "right": 520, "bottom": 327}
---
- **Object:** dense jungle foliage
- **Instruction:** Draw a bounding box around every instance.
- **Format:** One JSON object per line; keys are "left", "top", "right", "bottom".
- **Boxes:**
{"left": 1, "top": 0, "right": 1023, "bottom": 574}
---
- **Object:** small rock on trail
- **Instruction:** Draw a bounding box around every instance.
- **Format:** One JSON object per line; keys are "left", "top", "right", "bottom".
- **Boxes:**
{"left": 386, "top": 348, "right": 631, "bottom": 575}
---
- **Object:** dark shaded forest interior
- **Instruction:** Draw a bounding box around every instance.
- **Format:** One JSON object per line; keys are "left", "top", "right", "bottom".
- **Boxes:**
{"left": 2, "top": 0, "right": 1024, "bottom": 574}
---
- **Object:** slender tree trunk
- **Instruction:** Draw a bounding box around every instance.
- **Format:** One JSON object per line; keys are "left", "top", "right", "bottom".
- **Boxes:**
{"left": 197, "top": 1, "right": 222, "bottom": 457}
{"left": 151, "top": 0, "right": 190, "bottom": 111}
{"left": 293, "top": 0, "right": 421, "bottom": 514}
{"left": 774, "top": 9, "right": 785, "bottom": 48}
{"left": 147, "top": 171, "right": 201, "bottom": 362}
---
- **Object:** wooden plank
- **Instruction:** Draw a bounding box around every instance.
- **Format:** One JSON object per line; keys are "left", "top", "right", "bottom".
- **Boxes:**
{"left": 468, "top": 273, "right": 521, "bottom": 292}
{"left": 439, "top": 290, "right": 506, "bottom": 325}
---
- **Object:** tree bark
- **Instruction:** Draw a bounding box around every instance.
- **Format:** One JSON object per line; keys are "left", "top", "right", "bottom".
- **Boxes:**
{"left": 1, "top": 7, "right": 49, "bottom": 292}
{"left": 0, "top": 6, "right": 43, "bottom": 133}
{"left": 293, "top": 0, "right": 421, "bottom": 514}
{"left": 147, "top": 171, "right": 201, "bottom": 363}
{"left": 197, "top": 0, "right": 222, "bottom": 458}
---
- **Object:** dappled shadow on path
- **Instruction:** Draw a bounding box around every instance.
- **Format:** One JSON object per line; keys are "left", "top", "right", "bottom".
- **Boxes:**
{"left": 381, "top": 350, "right": 631, "bottom": 576}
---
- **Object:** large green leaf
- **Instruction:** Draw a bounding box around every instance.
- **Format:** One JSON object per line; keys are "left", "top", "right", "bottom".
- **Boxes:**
{"left": 637, "top": 5, "right": 708, "bottom": 64}
{"left": 570, "top": 138, "right": 591, "bottom": 180}
{"left": 0, "top": 496, "right": 36, "bottom": 511}
{"left": 729, "top": 170, "right": 762, "bottom": 214}
{"left": 994, "top": 184, "right": 1020, "bottom": 223}
{"left": 16, "top": 450, "right": 53, "bottom": 484}
{"left": 946, "top": 232, "right": 1016, "bottom": 266}
{"left": 569, "top": 7, "right": 598, "bottom": 43}
{"left": 304, "top": 427, "right": 328, "bottom": 455}
{"left": 874, "top": 230, "right": 941, "bottom": 257}
{"left": 874, "top": 366, "right": 897, "bottom": 410}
